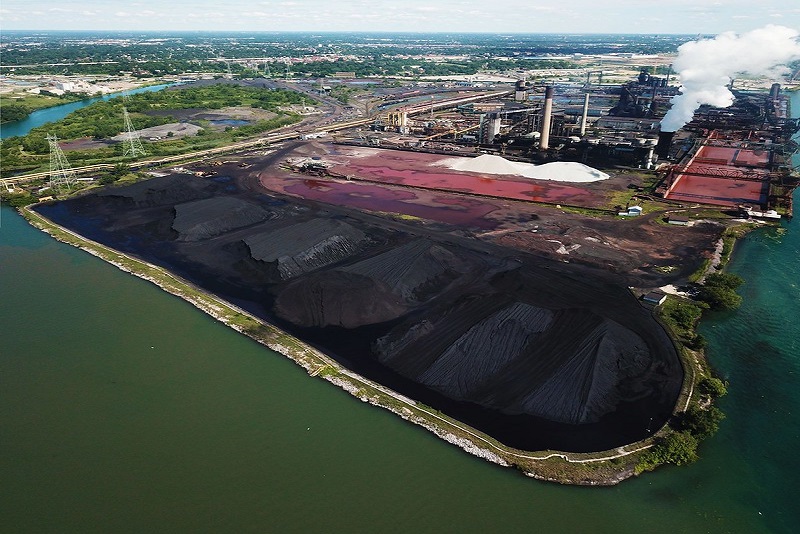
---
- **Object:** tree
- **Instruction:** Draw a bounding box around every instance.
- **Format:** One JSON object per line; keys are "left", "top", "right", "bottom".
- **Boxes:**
{"left": 1, "top": 192, "right": 38, "bottom": 207}
{"left": 697, "top": 272, "right": 744, "bottom": 311}
{"left": 669, "top": 300, "right": 703, "bottom": 330}
{"left": 0, "top": 103, "right": 31, "bottom": 122}
{"left": 636, "top": 431, "right": 699, "bottom": 473}
{"left": 697, "top": 284, "right": 742, "bottom": 310}
{"left": 676, "top": 406, "right": 725, "bottom": 439}
{"left": 705, "top": 272, "right": 744, "bottom": 290}
{"left": 698, "top": 377, "right": 728, "bottom": 398}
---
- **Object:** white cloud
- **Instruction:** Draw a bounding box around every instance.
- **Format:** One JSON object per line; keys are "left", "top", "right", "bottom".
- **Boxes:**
{"left": 0, "top": 0, "right": 796, "bottom": 32}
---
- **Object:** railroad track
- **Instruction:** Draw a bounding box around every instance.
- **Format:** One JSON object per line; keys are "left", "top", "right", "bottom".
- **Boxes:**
{"left": 1, "top": 90, "right": 509, "bottom": 189}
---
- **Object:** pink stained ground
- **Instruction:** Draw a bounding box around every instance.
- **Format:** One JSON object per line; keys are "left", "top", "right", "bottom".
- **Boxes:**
{"left": 281, "top": 178, "right": 501, "bottom": 229}
{"left": 698, "top": 146, "right": 770, "bottom": 167}
{"left": 326, "top": 149, "right": 596, "bottom": 206}
{"left": 666, "top": 175, "right": 767, "bottom": 207}
{"left": 666, "top": 144, "right": 771, "bottom": 207}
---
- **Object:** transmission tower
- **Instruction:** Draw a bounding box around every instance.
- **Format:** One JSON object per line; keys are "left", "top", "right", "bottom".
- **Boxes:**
{"left": 47, "top": 134, "right": 77, "bottom": 192}
{"left": 122, "top": 107, "right": 147, "bottom": 158}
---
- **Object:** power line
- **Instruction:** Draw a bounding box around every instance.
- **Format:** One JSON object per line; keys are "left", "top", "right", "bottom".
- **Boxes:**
{"left": 47, "top": 134, "right": 77, "bottom": 192}
{"left": 122, "top": 107, "right": 147, "bottom": 158}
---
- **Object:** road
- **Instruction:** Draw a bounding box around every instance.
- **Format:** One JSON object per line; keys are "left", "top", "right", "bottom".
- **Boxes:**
{"left": 1, "top": 88, "right": 511, "bottom": 189}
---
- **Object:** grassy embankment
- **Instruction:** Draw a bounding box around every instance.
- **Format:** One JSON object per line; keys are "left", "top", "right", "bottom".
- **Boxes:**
{"left": 635, "top": 221, "right": 759, "bottom": 474}
{"left": 0, "top": 92, "right": 87, "bottom": 123}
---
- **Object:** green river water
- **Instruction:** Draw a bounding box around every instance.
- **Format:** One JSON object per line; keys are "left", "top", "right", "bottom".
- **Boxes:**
{"left": 2, "top": 98, "right": 799, "bottom": 533}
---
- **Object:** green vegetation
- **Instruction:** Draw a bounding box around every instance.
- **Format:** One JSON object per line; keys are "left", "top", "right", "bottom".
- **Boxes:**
{"left": 635, "top": 432, "right": 699, "bottom": 473}
{"left": 659, "top": 296, "right": 707, "bottom": 349}
{"left": 648, "top": 289, "right": 734, "bottom": 474}
{"left": 698, "top": 376, "right": 728, "bottom": 398}
{"left": 0, "top": 84, "right": 308, "bottom": 176}
{"left": 328, "top": 84, "right": 363, "bottom": 105}
{"left": 635, "top": 396, "right": 727, "bottom": 473}
{"left": 697, "top": 272, "right": 744, "bottom": 311}
{"left": 293, "top": 57, "right": 577, "bottom": 78}
{"left": 719, "top": 224, "right": 757, "bottom": 266}
{"left": 688, "top": 258, "right": 711, "bottom": 283}
{"left": 675, "top": 405, "right": 726, "bottom": 439}
{"left": 98, "top": 163, "right": 131, "bottom": 184}
{"left": 0, "top": 192, "right": 39, "bottom": 207}
{"left": 0, "top": 102, "right": 31, "bottom": 123}
{"left": 0, "top": 92, "right": 87, "bottom": 123}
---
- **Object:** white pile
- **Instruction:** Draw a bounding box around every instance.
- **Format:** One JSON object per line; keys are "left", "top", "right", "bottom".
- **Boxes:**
{"left": 437, "top": 154, "right": 609, "bottom": 183}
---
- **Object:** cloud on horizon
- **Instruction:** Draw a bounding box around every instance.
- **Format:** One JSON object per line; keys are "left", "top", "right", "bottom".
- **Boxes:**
{"left": 1, "top": 0, "right": 798, "bottom": 33}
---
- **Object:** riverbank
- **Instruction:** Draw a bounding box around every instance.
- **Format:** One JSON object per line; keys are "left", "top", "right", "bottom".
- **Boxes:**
{"left": 21, "top": 203, "right": 693, "bottom": 485}
{"left": 0, "top": 76, "right": 166, "bottom": 124}
{"left": 0, "top": 80, "right": 174, "bottom": 140}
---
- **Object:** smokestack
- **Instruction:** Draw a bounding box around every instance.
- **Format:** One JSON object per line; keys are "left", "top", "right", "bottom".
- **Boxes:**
{"left": 655, "top": 131, "right": 674, "bottom": 159}
{"left": 659, "top": 26, "right": 800, "bottom": 132}
{"left": 515, "top": 79, "right": 528, "bottom": 102}
{"left": 540, "top": 86, "right": 554, "bottom": 150}
{"left": 580, "top": 92, "right": 590, "bottom": 136}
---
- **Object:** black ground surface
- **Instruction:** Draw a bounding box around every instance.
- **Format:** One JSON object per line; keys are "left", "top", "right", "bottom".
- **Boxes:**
{"left": 36, "top": 171, "right": 683, "bottom": 452}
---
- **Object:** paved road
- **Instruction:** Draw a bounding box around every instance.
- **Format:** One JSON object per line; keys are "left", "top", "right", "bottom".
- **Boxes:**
{"left": 1, "top": 88, "right": 511, "bottom": 189}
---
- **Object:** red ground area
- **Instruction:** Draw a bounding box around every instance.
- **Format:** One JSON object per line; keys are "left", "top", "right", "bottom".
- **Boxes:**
{"left": 666, "top": 145, "right": 770, "bottom": 207}
{"left": 326, "top": 148, "right": 596, "bottom": 206}
{"left": 666, "top": 175, "right": 767, "bottom": 206}
{"left": 281, "top": 178, "right": 500, "bottom": 229}
{"left": 700, "top": 146, "right": 770, "bottom": 167}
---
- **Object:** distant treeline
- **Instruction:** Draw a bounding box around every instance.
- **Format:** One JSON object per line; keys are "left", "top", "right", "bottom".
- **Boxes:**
{"left": 0, "top": 32, "right": 689, "bottom": 77}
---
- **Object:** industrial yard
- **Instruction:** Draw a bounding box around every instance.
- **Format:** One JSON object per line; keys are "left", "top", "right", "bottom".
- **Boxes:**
{"left": 36, "top": 160, "right": 684, "bottom": 453}
{"left": 6, "top": 27, "right": 800, "bottom": 484}
{"left": 22, "top": 60, "right": 800, "bottom": 457}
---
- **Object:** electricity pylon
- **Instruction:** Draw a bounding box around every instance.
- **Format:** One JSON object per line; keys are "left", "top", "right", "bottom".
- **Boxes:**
{"left": 122, "top": 107, "right": 147, "bottom": 158}
{"left": 47, "top": 134, "right": 77, "bottom": 192}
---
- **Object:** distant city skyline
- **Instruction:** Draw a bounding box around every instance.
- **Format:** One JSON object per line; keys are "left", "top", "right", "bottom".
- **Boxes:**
{"left": 1, "top": 0, "right": 798, "bottom": 34}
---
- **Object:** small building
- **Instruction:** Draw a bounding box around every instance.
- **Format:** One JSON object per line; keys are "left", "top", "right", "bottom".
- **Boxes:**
{"left": 619, "top": 205, "right": 643, "bottom": 217}
{"left": 668, "top": 215, "right": 690, "bottom": 226}
{"left": 642, "top": 291, "right": 667, "bottom": 305}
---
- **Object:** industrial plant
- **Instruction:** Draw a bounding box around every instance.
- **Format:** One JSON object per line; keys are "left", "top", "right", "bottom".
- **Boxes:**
{"left": 327, "top": 69, "right": 798, "bottom": 219}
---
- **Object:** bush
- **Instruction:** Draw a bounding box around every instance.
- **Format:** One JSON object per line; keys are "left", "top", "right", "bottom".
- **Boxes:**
{"left": 705, "top": 272, "right": 744, "bottom": 290}
{"left": 698, "top": 377, "right": 728, "bottom": 398}
{"left": 697, "top": 271, "right": 744, "bottom": 311}
{"left": 697, "top": 284, "right": 742, "bottom": 310}
{"left": 636, "top": 431, "right": 699, "bottom": 473}
{"left": 675, "top": 405, "right": 725, "bottom": 439}
{"left": 687, "top": 333, "right": 708, "bottom": 350}
{"left": 1, "top": 193, "right": 38, "bottom": 207}
{"left": 0, "top": 102, "right": 30, "bottom": 122}
{"left": 670, "top": 300, "right": 704, "bottom": 330}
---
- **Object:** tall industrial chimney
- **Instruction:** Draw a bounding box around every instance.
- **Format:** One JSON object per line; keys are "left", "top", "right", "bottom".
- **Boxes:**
{"left": 540, "top": 86, "right": 554, "bottom": 150}
{"left": 515, "top": 80, "right": 528, "bottom": 102}
{"left": 655, "top": 131, "right": 674, "bottom": 159}
{"left": 579, "top": 92, "right": 590, "bottom": 136}
{"left": 770, "top": 83, "right": 781, "bottom": 100}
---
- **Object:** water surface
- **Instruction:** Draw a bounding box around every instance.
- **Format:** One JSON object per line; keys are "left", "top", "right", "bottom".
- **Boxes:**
{"left": 0, "top": 83, "right": 173, "bottom": 139}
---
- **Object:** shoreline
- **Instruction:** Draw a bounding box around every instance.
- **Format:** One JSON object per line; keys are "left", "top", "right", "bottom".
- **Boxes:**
{"left": 19, "top": 203, "right": 687, "bottom": 486}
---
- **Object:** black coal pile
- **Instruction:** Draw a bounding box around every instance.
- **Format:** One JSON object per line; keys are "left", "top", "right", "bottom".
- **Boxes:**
{"left": 36, "top": 173, "right": 683, "bottom": 452}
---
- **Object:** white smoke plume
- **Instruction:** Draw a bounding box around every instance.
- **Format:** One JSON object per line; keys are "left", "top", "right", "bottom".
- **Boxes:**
{"left": 660, "top": 25, "right": 800, "bottom": 132}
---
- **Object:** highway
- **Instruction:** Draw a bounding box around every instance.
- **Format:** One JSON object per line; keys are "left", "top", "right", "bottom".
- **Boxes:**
{"left": 1, "top": 88, "right": 511, "bottom": 189}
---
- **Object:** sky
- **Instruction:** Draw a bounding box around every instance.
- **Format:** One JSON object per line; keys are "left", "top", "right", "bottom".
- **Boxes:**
{"left": 1, "top": 0, "right": 799, "bottom": 34}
